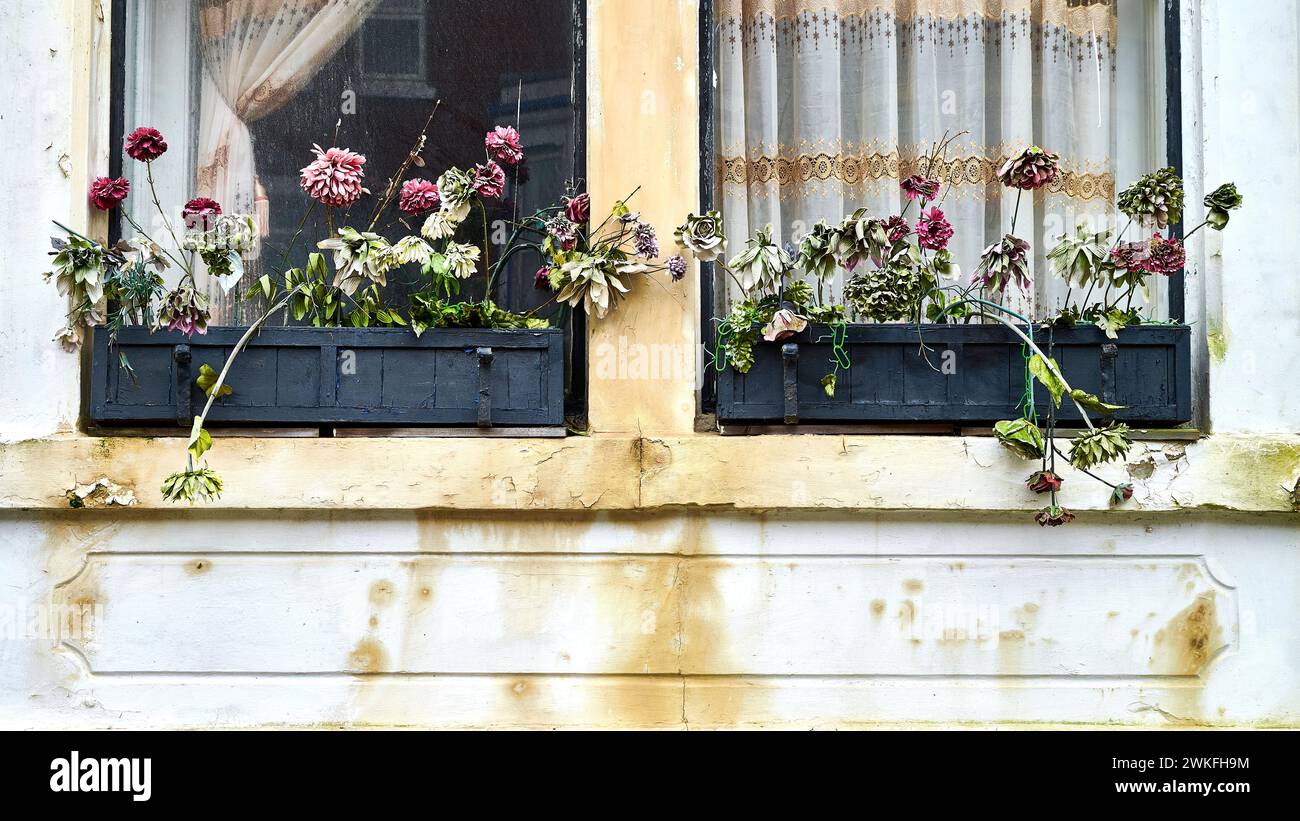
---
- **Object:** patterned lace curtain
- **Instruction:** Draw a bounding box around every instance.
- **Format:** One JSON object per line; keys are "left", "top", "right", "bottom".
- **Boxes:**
{"left": 716, "top": 0, "right": 1125, "bottom": 319}
{"left": 195, "top": 0, "right": 380, "bottom": 322}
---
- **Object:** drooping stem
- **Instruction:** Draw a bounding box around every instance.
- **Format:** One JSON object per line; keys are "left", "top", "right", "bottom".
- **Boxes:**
{"left": 145, "top": 161, "right": 191, "bottom": 279}
{"left": 121, "top": 210, "right": 190, "bottom": 276}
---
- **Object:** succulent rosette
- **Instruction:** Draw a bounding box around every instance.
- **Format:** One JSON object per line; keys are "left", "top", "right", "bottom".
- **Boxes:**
{"left": 997, "top": 145, "right": 1061, "bottom": 191}
{"left": 1118, "top": 167, "right": 1185, "bottom": 228}
{"left": 1203, "top": 182, "right": 1243, "bottom": 230}
{"left": 675, "top": 211, "right": 727, "bottom": 263}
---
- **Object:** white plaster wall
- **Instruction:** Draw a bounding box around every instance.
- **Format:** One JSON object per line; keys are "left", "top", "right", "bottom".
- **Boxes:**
{"left": 0, "top": 0, "right": 91, "bottom": 441}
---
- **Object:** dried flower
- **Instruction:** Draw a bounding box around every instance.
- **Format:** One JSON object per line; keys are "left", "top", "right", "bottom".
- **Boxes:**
{"left": 181, "top": 197, "right": 222, "bottom": 230}
{"left": 761, "top": 308, "right": 808, "bottom": 342}
{"left": 974, "top": 234, "right": 1031, "bottom": 295}
{"left": 534, "top": 266, "right": 554, "bottom": 290}
{"left": 1111, "top": 483, "right": 1135, "bottom": 506}
{"left": 994, "top": 419, "right": 1046, "bottom": 460}
{"left": 299, "top": 144, "right": 368, "bottom": 208}
{"left": 727, "top": 225, "right": 791, "bottom": 292}
{"left": 421, "top": 210, "right": 458, "bottom": 241}
{"left": 161, "top": 466, "right": 224, "bottom": 504}
{"left": 997, "top": 145, "right": 1061, "bottom": 191}
{"left": 1068, "top": 424, "right": 1133, "bottom": 471}
{"left": 633, "top": 222, "right": 660, "bottom": 259}
{"left": 387, "top": 235, "right": 434, "bottom": 266}
{"left": 485, "top": 125, "right": 525, "bottom": 166}
{"left": 556, "top": 254, "right": 630, "bottom": 319}
{"left": 546, "top": 214, "right": 579, "bottom": 251}
{"left": 666, "top": 255, "right": 687, "bottom": 282}
{"left": 916, "top": 207, "right": 954, "bottom": 251}
{"left": 436, "top": 168, "right": 475, "bottom": 222}
{"left": 1047, "top": 223, "right": 1112, "bottom": 289}
{"left": 1118, "top": 167, "right": 1185, "bottom": 228}
{"left": 47, "top": 234, "right": 108, "bottom": 305}
{"left": 398, "top": 179, "right": 440, "bottom": 215}
{"left": 53, "top": 326, "right": 81, "bottom": 353}
{"left": 901, "top": 174, "right": 941, "bottom": 201}
{"left": 89, "top": 176, "right": 130, "bottom": 211}
{"left": 443, "top": 242, "right": 481, "bottom": 279}
{"left": 796, "top": 221, "right": 839, "bottom": 280}
{"left": 1204, "top": 183, "right": 1243, "bottom": 230}
{"left": 1035, "top": 506, "right": 1076, "bottom": 528}
{"left": 566, "top": 192, "right": 590, "bottom": 224}
{"left": 317, "top": 227, "right": 391, "bottom": 295}
{"left": 843, "top": 262, "right": 931, "bottom": 323}
{"left": 883, "top": 215, "right": 911, "bottom": 243}
{"left": 1027, "top": 470, "right": 1064, "bottom": 494}
{"left": 1111, "top": 234, "right": 1185, "bottom": 276}
{"left": 473, "top": 161, "right": 506, "bottom": 200}
{"left": 159, "top": 284, "right": 210, "bottom": 336}
{"left": 185, "top": 214, "right": 255, "bottom": 292}
{"left": 124, "top": 126, "right": 168, "bottom": 162}
{"left": 675, "top": 211, "right": 727, "bottom": 262}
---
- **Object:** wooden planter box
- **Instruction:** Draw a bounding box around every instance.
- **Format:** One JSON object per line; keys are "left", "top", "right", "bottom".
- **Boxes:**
{"left": 90, "top": 326, "right": 566, "bottom": 428}
{"left": 717, "top": 323, "right": 1191, "bottom": 427}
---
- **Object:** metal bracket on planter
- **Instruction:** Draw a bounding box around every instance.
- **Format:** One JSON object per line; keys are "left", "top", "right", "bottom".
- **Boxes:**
{"left": 475, "top": 346, "right": 495, "bottom": 428}
{"left": 1100, "top": 342, "right": 1119, "bottom": 405}
{"left": 781, "top": 342, "right": 799, "bottom": 425}
{"left": 173, "top": 344, "right": 192, "bottom": 426}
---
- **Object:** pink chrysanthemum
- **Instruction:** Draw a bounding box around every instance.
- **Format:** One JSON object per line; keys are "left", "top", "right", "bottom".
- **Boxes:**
{"left": 181, "top": 197, "right": 222, "bottom": 229}
{"left": 566, "top": 192, "right": 590, "bottom": 224}
{"left": 485, "top": 126, "right": 525, "bottom": 166}
{"left": 89, "top": 176, "right": 130, "bottom": 211}
{"left": 398, "top": 178, "right": 441, "bottom": 215}
{"left": 299, "top": 144, "right": 368, "bottom": 208}
{"left": 472, "top": 161, "right": 507, "bottom": 200}
{"left": 125, "top": 127, "right": 168, "bottom": 162}
{"left": 916, "top": 207, "right": 954, "bottom": 251}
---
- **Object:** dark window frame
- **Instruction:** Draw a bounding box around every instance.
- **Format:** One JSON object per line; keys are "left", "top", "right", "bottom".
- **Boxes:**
{"left": 107, "top": 0, "right": 589, "bottom": 420}
{"left": 696, "top": 0, "right": 1186, "bottom": 414}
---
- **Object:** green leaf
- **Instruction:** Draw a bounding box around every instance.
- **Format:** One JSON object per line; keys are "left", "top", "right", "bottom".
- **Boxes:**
{"left": 187, "top": 417, "right": 212, "bottom": 461}
{"left": 1070, "top": 389, "right": 1126, "bottom": 416}
{"left": 195, "top": 363, "right": 232, "bottom": 399}
{"left": 994, "top": 419, "right": 1045, "bottom": 460}
{"left": 1028, "top": 355, "right": 1066, "bottom": 409}
{"left": 257, "top": 273, "right": 276, "bottom": 300}
{"left": 821, "top": 373, "right": 837, "bottom": 398}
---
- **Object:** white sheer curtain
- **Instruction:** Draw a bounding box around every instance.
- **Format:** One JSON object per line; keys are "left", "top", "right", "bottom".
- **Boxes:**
{"left": 195, "top": 0, "right": 380, "bottom": 319}
{"left": 717, "top": 0, "right": 1136, "bottom": 319}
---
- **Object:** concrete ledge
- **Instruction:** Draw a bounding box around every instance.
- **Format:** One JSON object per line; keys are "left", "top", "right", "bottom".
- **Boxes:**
{"left": 0, "top": 433, "right": 1297, "bottom": 513}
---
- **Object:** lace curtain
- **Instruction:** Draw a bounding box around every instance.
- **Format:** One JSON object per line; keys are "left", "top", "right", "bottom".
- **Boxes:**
{"left": 716, "top": 0, "right": 1138, "bottom": 318}
{"left": 195, "top": 0, "right": 380, "bottom": 320}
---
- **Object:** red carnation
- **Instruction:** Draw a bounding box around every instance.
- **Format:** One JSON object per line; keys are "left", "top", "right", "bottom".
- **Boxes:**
{"left": 181, "top": 197, "right": 222, "bottom": 229}
{"left": 901, "top": 174, "right": 941, "bottom": 202}
{"left": 472, "top": 161, "right": 506, "bottom": 200}
{"left": 485, "top": 125, "right": 525, "bottom": 166}
{"left": 398, "top": 178, "right": 441, "bottom": 215}
{"left": 916, "top": 207, "right": 954, "bottom": 251}
{"left": 125, "top": 127, "right": 168, "bottom": 162}
{"left": 89, "top": 176, "right": 130, "bottom": 211}
{"left": 566, "top": 192, "right": 590, "bottom": 224}
{"left": 1027, "top": 470, "right": 1064, "bottom": 494}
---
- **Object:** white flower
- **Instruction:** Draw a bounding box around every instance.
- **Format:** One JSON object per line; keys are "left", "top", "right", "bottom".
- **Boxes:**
{"left": 443, "top": 242, "right": 481, "bottom": 279}
{"left": 421, "top": 210, "right": 458, "bottom": 241}
{"left": 388, "top": 235, "right": 434, "bottom": 266}
{"left": 436, "top": 168, "right": 475, "bottom": 223}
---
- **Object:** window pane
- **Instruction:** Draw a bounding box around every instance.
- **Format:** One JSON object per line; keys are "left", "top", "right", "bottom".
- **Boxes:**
{"left": 714, "top": 0, "right": 1165, "bottom": 320}
{"left": 124, "top": 0, "right": 579, "bottom": 324}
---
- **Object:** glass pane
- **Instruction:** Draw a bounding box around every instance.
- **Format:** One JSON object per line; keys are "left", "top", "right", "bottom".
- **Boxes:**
{"left": 123, "top": 0, "right": 579, "bottom": 325}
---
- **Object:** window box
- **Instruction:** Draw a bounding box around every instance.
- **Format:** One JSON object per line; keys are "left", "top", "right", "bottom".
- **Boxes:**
{"left": 717, "top": 323, "right": 1191, "bottom": 427}
{"left": 90, "top": 326, "right": 565, "bottom": 428}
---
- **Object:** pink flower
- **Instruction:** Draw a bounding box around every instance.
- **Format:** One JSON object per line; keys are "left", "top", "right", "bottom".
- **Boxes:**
{"left": 181, "top": 197, "right": 222, "bottom": 229}
{"left": 125, "top": 127, "right": 168, "bottom": 162}
{"left": 566, "top": 192, "right": 590, "bottom": 224}
{"left": 1111, "top": 234, "right": 1186, "bottom": 276}
{"left": 398, "top": 178, "right": 441, "bottom": 215}
{"left": 472, "top": 161, "right": 506, "bottom": 200}
{"left": 901, "top": 174, "right": 941, "bottom": 201}
{"left": 916, "top": 207, "right": 954, "bottom": 251}
{"left": 299, "top": 144, "right": 368, "bottom": 208}
{"left": 997, "top": 146, "right": 1061, "bottom": 192}
{"left": 883, "top": 215, "right": 911, "bottom": 243}
{"left": 485, "top": 126, "right": 525, "bottom": 166}
{"left": 89, "top": 176, "right": 130, "bottom": 210}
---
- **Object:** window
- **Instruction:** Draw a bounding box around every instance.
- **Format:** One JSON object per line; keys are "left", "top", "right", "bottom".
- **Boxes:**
{"left": 708, "top": 0, "right": 1170, "bottom": 319}
{"left": 117, "top": 0, "right": 583, "bottom": 327}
